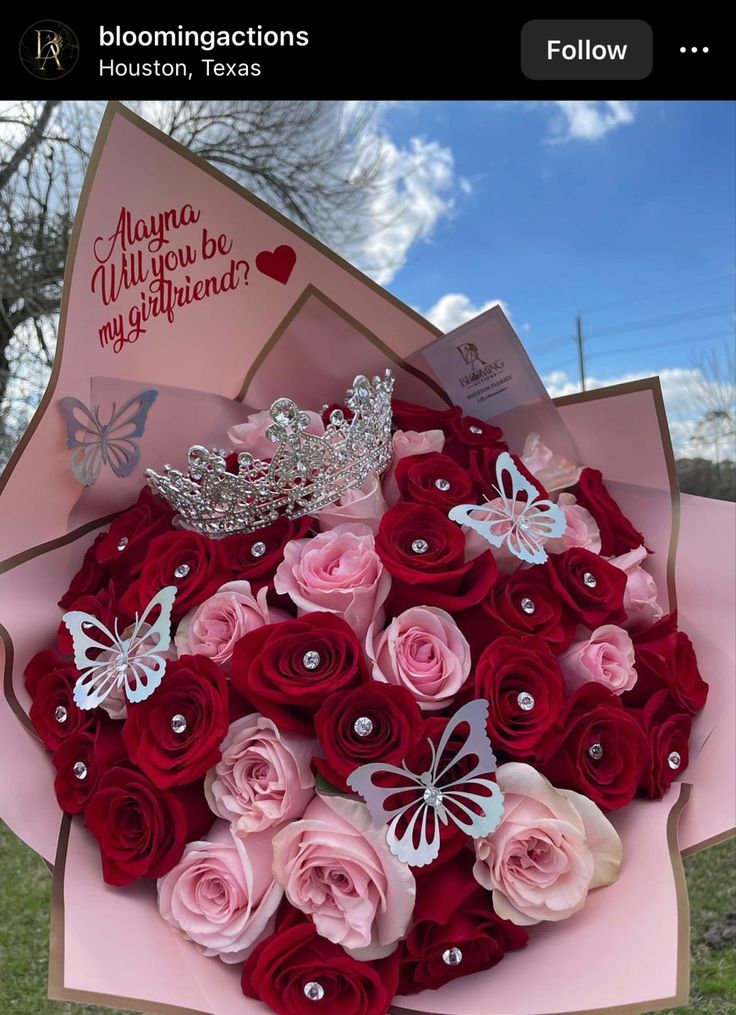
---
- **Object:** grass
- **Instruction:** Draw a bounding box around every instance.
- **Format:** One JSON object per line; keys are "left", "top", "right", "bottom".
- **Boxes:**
{"left": 0, "top": 820, "right": 733, "bottom": 1015}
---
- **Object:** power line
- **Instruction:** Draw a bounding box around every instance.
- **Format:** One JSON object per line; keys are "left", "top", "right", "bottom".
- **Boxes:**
{"left": 585, "top": 329, "right": 735, "bottom": 360}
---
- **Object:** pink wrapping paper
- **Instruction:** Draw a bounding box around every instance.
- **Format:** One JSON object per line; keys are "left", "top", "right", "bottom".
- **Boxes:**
{"left": 0, "top": 101, "right": 733, "bottom": 1015}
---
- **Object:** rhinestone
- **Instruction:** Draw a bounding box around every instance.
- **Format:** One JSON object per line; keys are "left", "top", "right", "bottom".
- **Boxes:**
{"left": 303, "top": 981, "right": 325, "bottom": 1001}
{"left": 271, "top": 398, "right": 295, "bottom": 425}
{"left": 174, "top": 563, "right": 191, "bottom": 579}
{"left": 434, "top": 478, "right": 451, "bottom": 492}
{"left": 517, "top": 691, "right": 535, "bottom": 711}
{"left": 667, "top": 751, "right": 682, "bottom": 770}
{"left": 54, "top": 705, "right": 68, "bottom": 724}
{"left": 303, "top": 650, "right": 321, "bottom": 670}
{"left": 353, "top": 716, "right": 374, "bottom": 737}
{"left": 411, "top": 538, "right": 429, "bottom": 554}
{"left": 582, "top": 571, "right": 597, "bottom": 589}
{"left": 442, "top": 947, "right": 463, "bottom": 966}
{"left": 170, "top": 714, "right": 187, "bottom": 735}
{"left": 73, "top": 761, "right": 88, "bottom": 781}
{"left": 250, "top": 541, "right": 266, "bottom": 558}
{"left": 423, "top": 786, "right": 444, "bottom": 807}
{"left": 587, "top": 743, "right": 603, "bottom": 761}
{"left": 520, "top": 597, "right": 536, "bottom": 615}
{"left": 117, "top": 536, "right": 129, "bottom": 551}
{"left": 469, "top": 425, "right": 483, "bottom": 435}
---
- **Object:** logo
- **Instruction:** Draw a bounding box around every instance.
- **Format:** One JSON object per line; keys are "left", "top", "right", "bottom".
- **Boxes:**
{"left": 19, "top": 20, "right": 79, "bottom": 79}
{"left": 457, "top": 342, "right": 487, "bottom": 371}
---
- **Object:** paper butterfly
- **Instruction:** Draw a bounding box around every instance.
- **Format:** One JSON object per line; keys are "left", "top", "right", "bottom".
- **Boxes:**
{"left": 347, "top": 699, "right": 504, "bottom": 867}
{"left": 58, "top": 389, "right": 158, "bottom": 485}
{"left": 448, "top": 450, "right": 566, "bottom": 565}
{"left": 62, "top": 586, "right": 177, "bottom": 711}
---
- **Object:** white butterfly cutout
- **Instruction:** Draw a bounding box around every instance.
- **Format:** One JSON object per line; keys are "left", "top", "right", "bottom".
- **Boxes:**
{"left": 58, "top": 389, "right": 158, "bottom": 486}
{"left": 347, "top": 699, "right": 504, "bottom": 867}
{"left": 62, "top": 586, "right": 177, "bottom": 711}
{"left": 449, "top": 450, "right": 566, "bottom": 565}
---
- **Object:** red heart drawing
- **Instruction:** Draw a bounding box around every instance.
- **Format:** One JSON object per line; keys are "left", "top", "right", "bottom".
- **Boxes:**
{"left": 255, "top": 244, "right": 296, "bottom": 284}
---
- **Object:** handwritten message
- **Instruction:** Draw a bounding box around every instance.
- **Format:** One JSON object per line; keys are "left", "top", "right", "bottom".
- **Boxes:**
{"left": 90, "top": 204, "right": 249, "bottom": 353}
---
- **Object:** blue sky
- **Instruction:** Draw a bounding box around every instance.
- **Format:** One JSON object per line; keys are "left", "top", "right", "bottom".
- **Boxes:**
{"left": 353, "top": 100, "right": 735, "bottom": 454}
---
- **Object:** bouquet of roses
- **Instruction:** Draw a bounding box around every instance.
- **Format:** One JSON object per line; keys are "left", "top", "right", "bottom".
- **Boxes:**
{"left": 20, "top": 365, "right": 708, "bottom": 1015}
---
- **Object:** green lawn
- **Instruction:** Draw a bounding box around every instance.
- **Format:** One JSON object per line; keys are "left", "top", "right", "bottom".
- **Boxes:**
{"left": 0, "top": 820, "right": 733, "bottom": 1015}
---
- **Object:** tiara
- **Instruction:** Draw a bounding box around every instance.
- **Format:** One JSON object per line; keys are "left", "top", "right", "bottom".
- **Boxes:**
{"left": 145, "top": 371, "right": 395, "bottom": 537}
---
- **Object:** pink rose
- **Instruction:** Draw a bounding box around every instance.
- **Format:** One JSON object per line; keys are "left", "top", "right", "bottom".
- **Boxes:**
{"left": 545, "top": 493, "right": 602, "bottom": 555}
{"left": 228, "top": 408, "right": 324, "bottom": 460}
{"left": 559, "top": 624, "right": 637, "bottom": 694}
{"left": 521, "top": 433, "right": 581, "bottom": 492}
{"left": 175, "top": 581, "right": 286, "bottom": 674}
{"left": 383, "top": 429, "right": 445, "bottom": 505}
{"left": 366, "top": 606, "right": 471, "bottom": 711}
{"left": 473, "top": 763, "right": 622, "bottom": 925}
{"left": 317, "top": 472, "right": 388, "bottom": 535}
{"left": 157, "top": 820, "right": 282, "bottom": 963}
{"left": 205, "top": 714, "right": 316, "bottom": 833}
{"left": 609, "top": 545, "right": 664, "bottom": 631}
{"left": 272, "top": 794, "right": 416, "bottom": 959}
{"left": 274, "top": 523, "right": 391, "bottom": 639}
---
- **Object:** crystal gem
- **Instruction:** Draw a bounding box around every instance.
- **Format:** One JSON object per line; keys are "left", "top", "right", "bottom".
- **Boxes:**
{"left": 303, "top": 981, "right": 325, "bottom": 1001}
{"left": 517, "top": 691, "right": 535, "bottom": 711}
{"left": 250, "top": 541, "right": 267, "bottom": 558}
{"left": 55, "top": 705, "right": 68, "bottom": 724}
{"left": 171, "top": 714, "right": 187, "bottom": 734}
{"left": 174, "top": 563, "right": 191, "bottom": 579}
{"left": 520, "top": 597, "right": 536, "bottom": 615}
{"left": 582, "top": 571, "right": 597, "bottom": 588}
{"left": 353, "top": 716, "right": 374, "bottom": 737}
{"left": 423, "top": 786, "right": 444, "bottom": 807}
{"left": 469, "top": 425, "right": 483, "bottom": 435}
{"left": 117, "top": 536, "right": 129, "bottom": 551}
{"left": 667, "top": 751, "right": 682, "bottom": 770}
{"left": 587, "top": 743, "right": 604, "bottom": 761}
{"left": 303, "top": 650, "right": 321, "bottom": 670}
{"left": 442, "top": 947, "right": 463, "bottom": 966}
{"left": 411, "top": 538, "right": 429, "bottom": 554}
{"left": 73, "top": 761, "right": 88, "bottom": 781}
{"left": 434, "top": 478, "right": 451, "bottom": 492}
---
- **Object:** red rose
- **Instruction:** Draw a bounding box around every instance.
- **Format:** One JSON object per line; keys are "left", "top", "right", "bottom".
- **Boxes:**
{"left": 547, "top": 547, "right": 627, "bottom": 627}
{"left": 25, "top": 650, "right": 96, "bottom": 750}
{"left": 58, "top": 532, "right": 111, "bottom": 609}
{"left": 376, "top": 503, "right": 497, "bottom": 615}
{"left": 443, "top": 415, "right": 507, "bottom": 467}
{"left": 459, "top": 567, "right": 573, "bottom": 657}
{"left": 542, "top": 683, "right": 647, "bottom": 811}
{"left": 222, "top": 515, "right": 313, "bottom": 592}
{"left": 398, "top": 853, "right": 528, "bottom": 995}
{"left": 391, "top": 398, "right": 461, "bottom": 435}
{"left": 120, "top": 530, "right": 230, "bottom": 623}
{"left": 632, "top": 689, "right": 692, "bottom": 799}
{"left": 95, "top": 486, "right": 174, "bottom": 578}
{"left": 84, "top": 764, "right": 212, "bottom": 886}
{"left": 571, "top": 468, "right": 645, "bottom": 555}
{"left": 474, "top": 637, "right": 565, "bottom": 762}
{"left": 56, "top": 581, "right": 120, "bottom": 657}
{"left": 52, "top": 720, "right": 126, "bottom": 814}
{"left": 321, "top": 401, "right": 354, "bottom": 426}
{"left": 314, "top": 682, "right": 424, "bottom": 791}
{"left": 231, "top": 613, "right": 367, "bottom": 735}
{"left": 123, "top": 655, "right": 229, "bottom": 788}
{"left": 242, "top": 919, "right": 399, "bottom": 1015}
{"left": 469, "top": 447, "right": 546, "bottom": 501}
{"left": 395, "top": 452, "right": 477, "bottom": 510}
{"left": 624, "top": 613, "right": 708, "bottom": 714}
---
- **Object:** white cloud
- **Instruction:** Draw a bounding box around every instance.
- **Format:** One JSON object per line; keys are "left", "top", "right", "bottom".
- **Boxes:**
{"left": 353, "top": 133, "right": 458, "bottom": 285}
{"left": 423, "top": 293, "right": 510, "bottom": 332}
{"left": 546, "top": 100, "right": 635, "bottom": 142}
{"left": 543, "top": 366, "right": 736, "bottom": 459}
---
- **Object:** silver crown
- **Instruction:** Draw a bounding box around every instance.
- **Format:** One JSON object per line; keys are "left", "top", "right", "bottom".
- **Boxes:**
{"left": 145, "top": 371, "right": 395, "bottom": 537}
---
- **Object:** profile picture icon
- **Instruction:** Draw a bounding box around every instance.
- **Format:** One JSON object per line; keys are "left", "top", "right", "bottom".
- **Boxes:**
{"left": 19, "top": 20, "right": 80, "bottom": 80}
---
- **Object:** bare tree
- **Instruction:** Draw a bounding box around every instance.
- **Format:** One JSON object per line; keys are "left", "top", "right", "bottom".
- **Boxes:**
{"left": 0, "top": 100, "right": 391, "bottom": 467}
{"left": 687, "top": 342, "right": 736, "bottom": 470}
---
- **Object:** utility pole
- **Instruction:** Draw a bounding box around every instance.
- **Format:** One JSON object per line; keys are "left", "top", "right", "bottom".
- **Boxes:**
{"left": 575, "top": 313, "right": 587, "bottom": 391}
